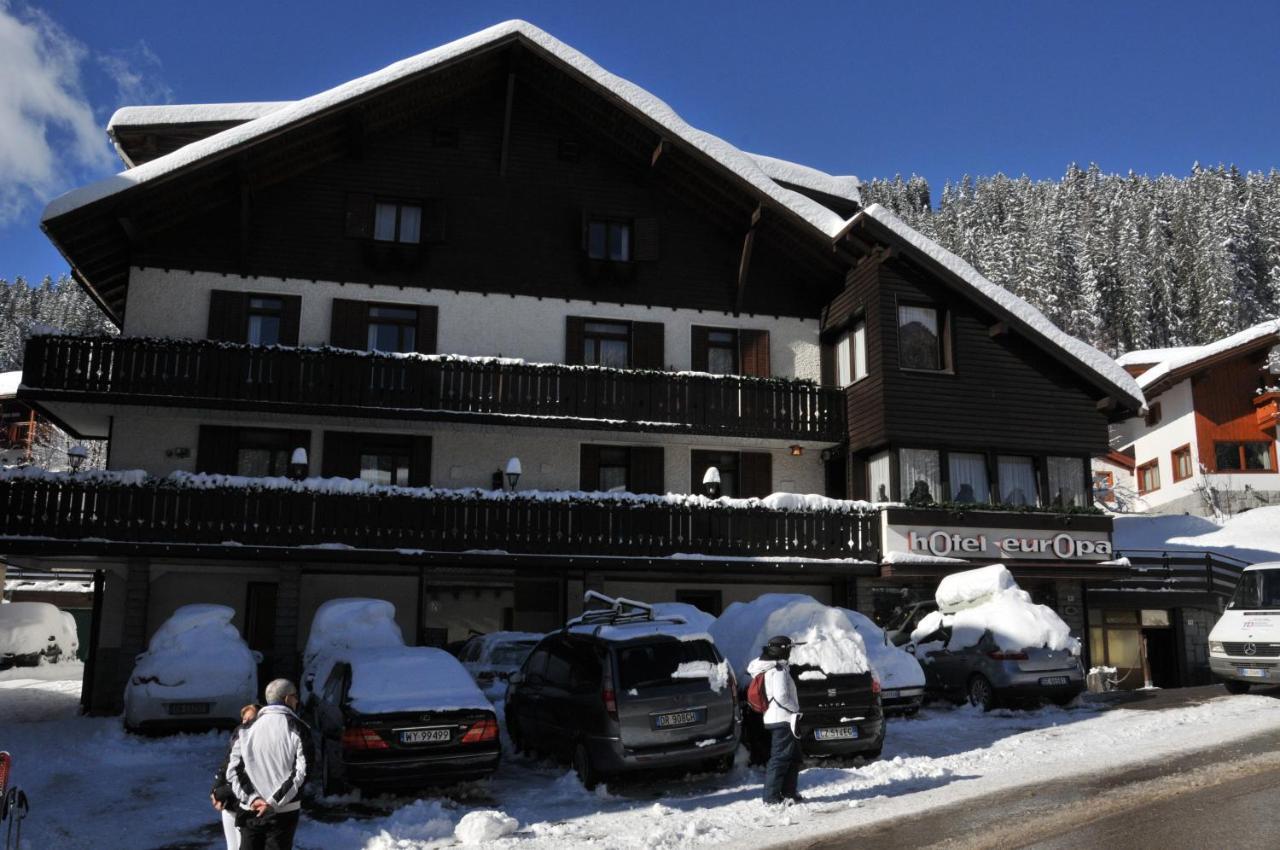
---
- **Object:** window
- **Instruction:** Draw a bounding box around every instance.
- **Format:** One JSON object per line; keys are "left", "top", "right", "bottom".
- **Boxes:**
{"left": 1228, "top": 570, "right": 1280, "bottom": 610}
{"left": 694, "top": 450, "right": 739, "bottom": 497}
{"left": 899, "top": 448, "right": 941, "bottom": 503}
{"left": 1215, "top": 441, "right": 1274, "bottom": 472}
{"left": 1171, "top": 445, "right": 1194, "bottom": 482}
{"left": 246, "top": 297, "right": 283, "bottom": 346}
{"left": 582, "top": 321, "right": 630, "bottom": 368}
{"left": 596, "top": 446, "right": 630, "bottom": 492}
{"left": 373, "top": 201, "right": 422, "bottom": 244}
{"left": 675, "top": 589, "right": 723, "bottom": 618}
{"left": 586, "top": 219, "right": 631, "bottom": 262}
{"left": 835, "top": 321, "right": 867, "bottom": 388}
{"left": 366, "top": 305, "right": 418, "bottom": 353}
{"left": 706, "top": 330, "right": 738, "bottom": 375}
{"left": 898, "top": 304, "right": 946, "bottom": 371}
{"left": 359, "top": 445, "right": 411, "bottom": 486}
{"left": 1144, "top": 402, "right": 1163, "bottom": 428}
{"left": 1137, "top": 459, "right": 1161, "bottom": 494}
{"left": 852, "top": 320, "right": 868, "bottom": 381}
{"left": 997, "top": 455, "right": 1039, "bottom": 506}
{"left": 1047, "top": 456, "right": 1086, "bottom": 508}
{"left": 235, "top": 429, "right": 300, "bottom": 477}
{"left": 867, "top": 451, "right": 892, "bottom": 502}
{"left": 948, "top": 452, "right": 990, "bottom": 503}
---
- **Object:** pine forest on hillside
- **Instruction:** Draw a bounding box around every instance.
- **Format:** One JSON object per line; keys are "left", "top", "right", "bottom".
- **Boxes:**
{"left": 4, "top": 164, "right": 1280, "bottom": 366}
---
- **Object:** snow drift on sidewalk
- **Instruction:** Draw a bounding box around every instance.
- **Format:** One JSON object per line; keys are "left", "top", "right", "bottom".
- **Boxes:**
{"left": 710, "top": 594, "right": 870, "bottom": 677}
{"left": 911, "top": 565, "right": 1077, "bottom": 654}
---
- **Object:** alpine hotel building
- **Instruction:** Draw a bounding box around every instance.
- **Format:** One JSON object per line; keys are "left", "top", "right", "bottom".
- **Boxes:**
{"left": 5, "top": 22, "right": 1198, "bottom": 712}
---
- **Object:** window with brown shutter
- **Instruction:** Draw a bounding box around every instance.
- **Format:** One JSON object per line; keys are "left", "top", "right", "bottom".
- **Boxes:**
{"left": 208, "top": 291, "right": 301, "bottom": 345}
{"left": 629, "top": 446, "right": 664, "bottom": 494}
{"left": 739, "top": 329, "right": 770, "bottom": 377}
{"left": 565, "top": 316, "right": 586, "bottom": 365}
{"left": 580, "top": 444, "right": 665, "bottom": 494}
{"left": 207, "top": 291, "right": 247, "bottom": 342}
{"left": 691, "top": 449, "right": 741, "bottom": 497}
{"left": 631, "top": 321, "right": 665, "bottom": 370}
{"left": 330, "top": 299, "right": 369, "bottom": 349}
{"left": 329, "top": 300, "right": 436, "bottom": 353}
{"left": 739, "top": 451, "right": 773, "bottom": 498}
{"left": 198, "top": 426, "right": 310, "bottom": 477}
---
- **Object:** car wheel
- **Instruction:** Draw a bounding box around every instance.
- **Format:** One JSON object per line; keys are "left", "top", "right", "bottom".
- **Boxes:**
{"left": 507, "top": 717, "right": 522, "bottom": 754}
{"left": 573, "top": 742, "right": 599, "bottom": 790}
{"left": 1224, "top": 679, "right": 1252, "bottom": 695}
{"left": 860, "top": 747, "right": 882, "bottom": 763}
{"left": 967, "top": 675, "right": 996, "bottom": 711}
{"left": 702, "top": 753, "right": 735, "bottom": 774}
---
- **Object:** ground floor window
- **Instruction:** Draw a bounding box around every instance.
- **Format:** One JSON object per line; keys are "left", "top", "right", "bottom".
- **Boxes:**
{"left": 1088, "top": 608, "right": 1178, "bottom": 690}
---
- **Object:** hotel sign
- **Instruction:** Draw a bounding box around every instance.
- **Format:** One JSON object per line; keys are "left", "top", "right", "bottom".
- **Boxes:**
{"left": 882, "top": 518, "right": 1114, "bottom": 562}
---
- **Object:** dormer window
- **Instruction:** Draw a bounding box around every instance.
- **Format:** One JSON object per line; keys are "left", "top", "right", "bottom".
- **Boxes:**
{"left": 587, "top": 219, "right": 631, "bottom": 262}
{"left": 374, "top": 201, "right": 422, "bottom": 244}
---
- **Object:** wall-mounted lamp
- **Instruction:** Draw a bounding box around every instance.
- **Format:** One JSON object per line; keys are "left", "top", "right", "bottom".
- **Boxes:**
{"left": 505, "top": 456, "right": 522, "bottom": 491}
{"left": 789, "top": 445, "right": 803, "bottom": 457}
{"left": 66, "top": 444, "right": 88, "bottom": 473}
{"left": 702, "top": 465, "right": 721, "bottom": 499}
{"left": 287, "top": 447, "right": 309, "bottom": 480}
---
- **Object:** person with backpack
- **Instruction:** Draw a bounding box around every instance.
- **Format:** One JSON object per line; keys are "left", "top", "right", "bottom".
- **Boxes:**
{"left": 746, "top": 635, "right": 804, "bottom": 805}
{"left": 211, "top": 703, "right": 260, "bottom": 850}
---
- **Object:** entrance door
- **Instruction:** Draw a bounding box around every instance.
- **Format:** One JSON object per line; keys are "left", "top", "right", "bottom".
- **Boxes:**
{"left": 245, "top": 582, "right": 277, "bottom": 683}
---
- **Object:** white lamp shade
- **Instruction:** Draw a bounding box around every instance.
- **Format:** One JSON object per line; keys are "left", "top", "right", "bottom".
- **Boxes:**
{"left": 505, "top": 457, "right": 522, "bottom": 476}
{"left": 67, "top": 445, "right": 88, "bottom": 459}
{"left": 291, "top": 447, "right": 308, "bottom": 465}
{"left": 702, "top": 466, "right": 721, "bottom": 485}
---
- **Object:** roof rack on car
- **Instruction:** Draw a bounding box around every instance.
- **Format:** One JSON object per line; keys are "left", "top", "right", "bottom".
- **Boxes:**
{"left": 566, "top": 591, "right": 687, "bottom": 636}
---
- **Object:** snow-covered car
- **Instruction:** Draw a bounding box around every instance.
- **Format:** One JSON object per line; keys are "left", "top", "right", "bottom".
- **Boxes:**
{"left": 457, "top": 631, "right": 542, "bottom": 698}
{"left": 123, "top": 604, "right": 260, "bottom": 733}
{"left": 710, "top": 594, "right": 884, "bottom": 763}
{"left": 301, "top": 598, "right": 406, "bottom": 709}
{"left": 313, "top": 646, "right": 500, "bottom": 792}
{"left": 908, "top": 565, "right": 1085, "bottom": 710}
{"left": 839, "top": 608, "right": 925, "bottom": 715}
{"left": 0, "top": 602, "right": 77, "bottom": 669}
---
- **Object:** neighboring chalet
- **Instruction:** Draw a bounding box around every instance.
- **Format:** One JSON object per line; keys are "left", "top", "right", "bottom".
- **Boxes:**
{"left": 1106, "top": 320, "right": 1280, "bottom": 517}
{"left": 11, "top": 20, "right": 1216, "bottom": 710}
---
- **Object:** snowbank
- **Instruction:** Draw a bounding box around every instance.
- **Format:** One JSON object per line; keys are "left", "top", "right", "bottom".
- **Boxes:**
{"left": 130, "top": 604, "right": 256, "bottom": 697}
{"left": 911, "top": 565, "right": 1077, "bottom": 654}
{"left": 0, "top": 602, "right": 69, "bottom": 657}
{"left": 1114, "top": 507, "right": 1280, "bottom": 563}
{"left": 302, "top": 598, "right": 405, "bottom": 701}
{"left": 710, "top": 594, "right": 870, "bottom": 678}
{"left": 345, "top": 647, "right": 490, "bottom": 715}
{"left": 455, "top": 810, "right": 519, "bottom": 844}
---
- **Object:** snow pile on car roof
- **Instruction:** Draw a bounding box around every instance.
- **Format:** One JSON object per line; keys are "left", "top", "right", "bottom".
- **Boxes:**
{"left": 302, "top": 598, "right": 404, "bottom": 700}
{"left": 345, "top": 646, "right": 490, "bottom": 714}
{"left": 911, "top": 565, "right": 1077, "bottom": 654}
{"left": 132, "top": 604, "right": 256, "bottom": 695}
{"left": 838, "top": 608, "right": 925, "bottom": 691}
{"left": 0, "top": 602, "right": 70, "bottom": 657}
{"left": 710, "top": 594, "right": 870, "bottom": 677}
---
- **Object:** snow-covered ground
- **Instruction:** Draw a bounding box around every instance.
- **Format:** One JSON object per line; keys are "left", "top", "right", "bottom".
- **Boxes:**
{"left": 4, "top": 665, "right": 1280, "bottom": 850}
{"left": 1114, "top": 505, "right": 1280, "bottom": 562}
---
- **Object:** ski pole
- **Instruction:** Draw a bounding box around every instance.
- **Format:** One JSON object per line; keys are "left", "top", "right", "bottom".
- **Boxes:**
{"left": 3, "top": 787, "right": 13, "bottom": 850}
{"left": 10, "top": 790, "right": 27, "bottom": 850}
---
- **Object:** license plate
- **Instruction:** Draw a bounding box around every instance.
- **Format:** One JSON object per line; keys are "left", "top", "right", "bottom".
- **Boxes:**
{"left": 398, "top": 727, "right": 451, "bottom": 744}
{"left": 815, "top": 726, "right": 857, "bottom": 741}
{"left": 1240, "top": 668, "right": 1268, "bottom": 679}
{"left": 166, "top": 702, "right": 211, "bottom": 716}
{"left": 653, "top": 710, "right": 701, "bottom": 729}
{"left": 1039, "top": 676, "right": 1070, "bottom": 686}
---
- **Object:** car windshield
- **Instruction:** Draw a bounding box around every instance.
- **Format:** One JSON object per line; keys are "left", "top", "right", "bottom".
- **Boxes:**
{"left": 488, "top": 641, "right": 537, "bottom": 667}
{"left": 617, "top": 639, "right": 718, "bottom": 690}
{"left": 1229, "top": 570, "right": 1280, "bottom": 610}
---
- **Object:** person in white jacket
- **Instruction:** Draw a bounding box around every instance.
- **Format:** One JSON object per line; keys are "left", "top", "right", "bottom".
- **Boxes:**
{"left": 746, "top": 635, "right": 804, "bottom": 804}
{"left": 228, "top": 679, "right": 309, "bottom": 850}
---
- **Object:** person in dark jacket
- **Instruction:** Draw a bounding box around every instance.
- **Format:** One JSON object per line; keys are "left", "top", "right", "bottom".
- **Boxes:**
{"left": 747, "top": 635, "right": 804, "bottom": 805}
{"left": 229, "top": 679, "right": 309, "bottom": 850}
{"left": 211, "top": 703, "right": 260, "bottom": 850}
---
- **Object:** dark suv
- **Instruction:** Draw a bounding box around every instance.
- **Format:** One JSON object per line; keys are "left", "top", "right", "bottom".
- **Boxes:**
{"left": 741, "top": 663, "right": 885, "bottom": 764}
{"left": 505, "top": 599, "right": 740, "bottom": 788}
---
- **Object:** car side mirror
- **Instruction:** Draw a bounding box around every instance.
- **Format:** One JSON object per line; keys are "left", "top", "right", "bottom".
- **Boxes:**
{"left": 508, "top": 672, "right": 524, "bottom": 685}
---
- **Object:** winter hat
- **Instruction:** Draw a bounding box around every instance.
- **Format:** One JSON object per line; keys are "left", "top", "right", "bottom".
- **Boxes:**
{"left": 763, "top": 635, "right": 803, "bottom": 659}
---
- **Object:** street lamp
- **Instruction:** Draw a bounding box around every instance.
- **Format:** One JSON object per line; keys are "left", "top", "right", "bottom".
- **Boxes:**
{"left": 702, "top": 465, "right": 721, "bottom": 499}
{"left": 66, "top": 445, "right": 88, "bottom": 473}
{"left": 287, "top": 447, "right": 309, "bottom": 480}
{"left": 505, "top": 457, "right": 522, "bottom": 491}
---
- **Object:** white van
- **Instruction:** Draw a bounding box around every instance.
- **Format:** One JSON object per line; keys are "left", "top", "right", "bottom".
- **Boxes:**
{"left": 1208, "top": 562, "right": 1280, "bottom": 693}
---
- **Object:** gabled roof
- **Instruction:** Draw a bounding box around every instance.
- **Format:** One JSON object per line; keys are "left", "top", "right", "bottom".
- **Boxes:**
{"left": 107, "top": 102, "right": 292, "bottom": 130}
{"left": 845, "top": 204, "right": 1146, "bottom": 413}
{"left": 44, "top": 20, "right": 856, "bottom": 241}
{"left": 745, "top": 152, "right": 861, "bottom": 208}
{"left": 1124, "top": 320, "right": 1280, "bottom": 395}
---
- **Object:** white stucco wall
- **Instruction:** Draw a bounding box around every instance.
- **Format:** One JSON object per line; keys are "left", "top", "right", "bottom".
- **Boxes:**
{"left": 1125, "top": 380, "right": 1199, "bottom": 508}
{"left": 123, "top": 267, "right": 822, "bottom": 380}
{"left": 106, "top": 408, "right": 828, "bottom": 495}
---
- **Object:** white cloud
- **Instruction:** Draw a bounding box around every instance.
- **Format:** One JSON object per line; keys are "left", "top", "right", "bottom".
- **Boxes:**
{"left": 0, "top": 1, "right": 113, "bottom": 224}
{"left": 98, "top": 40, "right": 173, "bottom": 108}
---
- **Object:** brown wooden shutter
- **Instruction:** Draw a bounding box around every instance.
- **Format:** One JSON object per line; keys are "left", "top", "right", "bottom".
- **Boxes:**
{"left": 565, "top": 316, "right": 586, "bottom": 365}
{"left": 207, "top": 290, "right": 247, "bottom": 342}
{"left": 690, "top": 326, "right": 710, "bottom": 372}
{"left": 330, "top": 299, "right": 368, "bottom": 349}
{"left": 740, "top": 329, "right": 771, "bottom": 377}
{"left": 631, "top": 321, "right": 665, "bottom": 370}
{"left": 279, "top": 295, "right": 302, "bottom": 346}
{"left": 415, "top": 305, "right": 439, "bottom": 355}
{"left": 579, "top": 444, "right": 601, "bottom": 490}
{"left": 409, "top": 435, "right": 432, "bottom": 487}
{"left": 633, "top": 217, "right": 660, "bottom": 261}
{"left": 820, "top": 340, "right": 836, "bottom": 386}
{"left": 196, "top": 425, "right": 239, "bottom": 474}
{"left": 422, "top": 199, "right": 446, "bottom": 244}
{"left": 320, "top": 431, "right": 361, "bottom": 479}
{"left": 740, "top": 451, "right": 773, "bottom": 498}
{"left": 344, "top": 193, "right": 374, "bottom": 238}
{"left": 629, "top": 446, "right": 665, "bottom": 494}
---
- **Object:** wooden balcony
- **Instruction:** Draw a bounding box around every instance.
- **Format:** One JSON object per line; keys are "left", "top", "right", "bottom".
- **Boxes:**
{"left": 0, "top": 473, "right": 880, "bottom": 562}
{"left": 21, "top": 335, "right": 846, "bottom": 441}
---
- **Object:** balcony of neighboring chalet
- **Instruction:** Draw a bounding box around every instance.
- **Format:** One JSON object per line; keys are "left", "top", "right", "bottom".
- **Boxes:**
{"left": 17, "top": 335, "right": 846, "bottom": 443}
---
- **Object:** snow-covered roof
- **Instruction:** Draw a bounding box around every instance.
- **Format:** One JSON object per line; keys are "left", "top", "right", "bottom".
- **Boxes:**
{"left": 44, "top": 21, "right": 854, "bottom": 239}
{"left": 1126, "top": 320, "right": 1280, "bottom": 392}
{"left": 745, "top": 152, "right": 861, "bottom": 206}
{"left": 0, "top": 371, "right": 20, "bottom": 399}
{"left": 852, "top": 204, "right": 1146, "bottom": 412}
{"left": 106, "top": 102, "right": 291, "bottom": 130}
{"left": 1114, "top": 346, "right": 1196, "bottom": 367}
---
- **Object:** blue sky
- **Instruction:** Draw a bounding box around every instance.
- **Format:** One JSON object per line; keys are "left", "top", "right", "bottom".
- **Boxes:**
{"left": 4, "top": 0, "right": 1279, "bottom": 282}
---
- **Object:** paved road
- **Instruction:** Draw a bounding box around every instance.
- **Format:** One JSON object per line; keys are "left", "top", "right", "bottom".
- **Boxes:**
{"left": 780, "top": 687, "right": 1280, "bottom": 850}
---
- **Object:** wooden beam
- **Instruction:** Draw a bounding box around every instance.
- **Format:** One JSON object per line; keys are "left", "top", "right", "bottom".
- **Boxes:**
{"left": 736, "top": 204, "right": 762, "bottom": 314}
{"left": 988, "top": 321, "right": 1009, "bottom": 338}
{"left": 1096, "top": 396, "right": 1117, "bottom": 413}
{"left": 238, "top": 161, "right": 251, "bottom": 275}
{"left": 499, "top": 72, "right": 516, "bottom": 177}
{"left": 651, "top": 138, "right": 668, "bottom": 167}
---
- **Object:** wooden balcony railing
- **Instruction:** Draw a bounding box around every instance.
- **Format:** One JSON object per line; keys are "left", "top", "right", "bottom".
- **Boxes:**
{"left": 0, "top": 474, "right": 881, "bottom": 561}
{"left": 21, "top": 335, "right": 846, "bottom": 441}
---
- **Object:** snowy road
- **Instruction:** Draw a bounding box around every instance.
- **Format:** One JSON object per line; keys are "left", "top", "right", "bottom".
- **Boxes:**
{"left": 3, "top": 670, "right": 1280, "bottom": 850}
